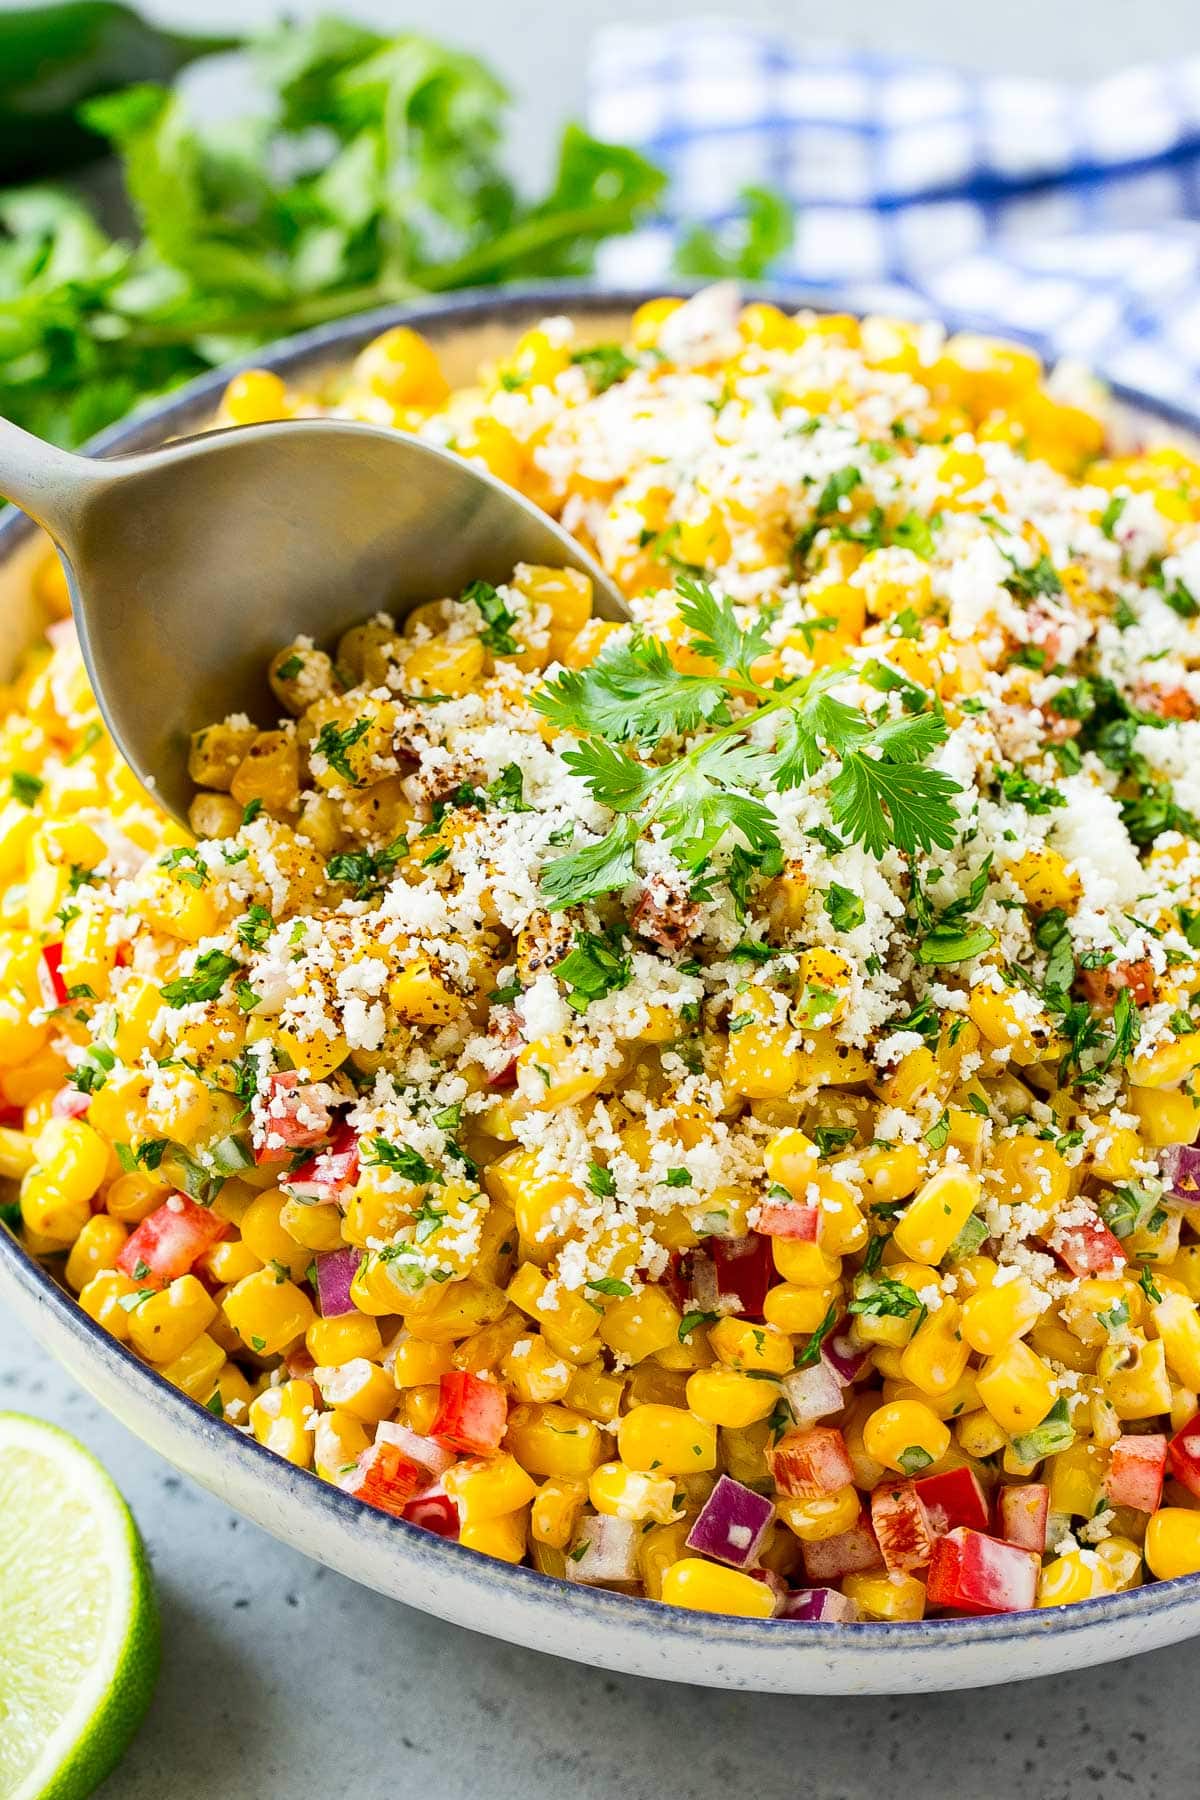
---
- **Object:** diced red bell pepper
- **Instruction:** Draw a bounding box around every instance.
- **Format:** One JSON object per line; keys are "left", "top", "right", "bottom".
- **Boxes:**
{"left": 755, "top": 1201, "right": 819, "bottom": 1240}
{"left": 1169, "top": 1411, "right": 1200, "bottom": 1499}
{"left": 431, "top": 1371, "right": 508, "bottom": 1455}
{"left": 1050, "top": 1209, "right": 1126, "bottom": 1277}
{"left": 662, "top": 1249, "right": 692, "bottom": 1314}
{"left": 402, "top": 1485, "right": 461, "bottom": 1538}
{"left": 871, "top": 1480, "right": 936, "bottom": 1573}
{"left": 914, "top": 1465, "right": 990, "bottom": 1536}
{"left": 37, "top": 942, "right": 68, "bottom": 1009}
{"left": 0, "top": 1101, "right": 22, "bottom": 1128}
{"left": 995, "top": 1483, "right": 1049, "bottom": 1552}
{"left": 51, "top": 1085, "right": 91, "bottom": 1120}
{"left": 708, "top": 1232, "right": 776, "bottom": 1320}
{"left": 772, "top": 1427, "right": 855, "bottom": 1499}
{"left": 117, "top": 1195, "right": 228, "bottom": 1287}
{"left": 800, "top": 1521, "right": 883, "bottom": 1583}
{"left": 343, "top": 1441, "right": 423, "bottom": 1518}
{"left": 281, "top": 1120, "right": 359, "bottom": 1203}
{"left": 254, "top": 1070, "right": 333, "bottom": 1163}
{"left": 1106, "top": 1434, "right": 1168, "bottom": 1512}
{"left": 926, "top": 1526, "right": 1040, "bottom": 1615}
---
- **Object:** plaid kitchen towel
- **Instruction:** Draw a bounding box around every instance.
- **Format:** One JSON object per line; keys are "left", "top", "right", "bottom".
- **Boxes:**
{"left": 588, "top": 22, "right": 1200, "bottom": 412}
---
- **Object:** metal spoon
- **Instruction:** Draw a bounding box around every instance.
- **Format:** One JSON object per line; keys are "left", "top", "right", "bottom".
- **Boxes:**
{"left": 0, "top": 415, "right": 632, "bottom": 823}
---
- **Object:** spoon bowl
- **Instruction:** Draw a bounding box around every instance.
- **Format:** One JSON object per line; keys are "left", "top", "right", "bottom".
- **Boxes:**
{"left": 0, "top": 415, "right": 631, "bottom": 822}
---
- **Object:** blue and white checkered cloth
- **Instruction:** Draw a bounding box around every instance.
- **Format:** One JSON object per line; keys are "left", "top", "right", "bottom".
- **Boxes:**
{"left": 587, "top": 23, "right": 1200, "bottom": 411}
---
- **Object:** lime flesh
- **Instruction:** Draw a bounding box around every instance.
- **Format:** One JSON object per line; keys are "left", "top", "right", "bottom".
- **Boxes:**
{"left": 0, "top": 1414, "right": 159, "bottom": 1800}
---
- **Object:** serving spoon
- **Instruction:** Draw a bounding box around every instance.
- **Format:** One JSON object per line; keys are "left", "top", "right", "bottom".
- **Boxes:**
{"left": 0, "top": 414, "right": 632, "bottom": 824}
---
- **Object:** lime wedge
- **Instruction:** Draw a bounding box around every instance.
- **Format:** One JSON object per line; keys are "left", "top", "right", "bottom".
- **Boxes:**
{"left": 0, "top": 1414, "right": 159, "bottom": 1800}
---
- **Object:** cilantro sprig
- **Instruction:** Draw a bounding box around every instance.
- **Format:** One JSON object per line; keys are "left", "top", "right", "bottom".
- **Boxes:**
{"left": 535, "top": 577, "right": 962, "bottom": 908}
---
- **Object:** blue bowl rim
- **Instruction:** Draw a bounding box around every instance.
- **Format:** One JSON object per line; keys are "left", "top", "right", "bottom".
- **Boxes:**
{"left": 4, "top": 275, "right": 1200, "bottom": 1660}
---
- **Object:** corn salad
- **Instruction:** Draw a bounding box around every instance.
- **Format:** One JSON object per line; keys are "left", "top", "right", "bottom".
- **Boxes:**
{"left": 10, "top": 287, "right": 1200, "bottom": 1622}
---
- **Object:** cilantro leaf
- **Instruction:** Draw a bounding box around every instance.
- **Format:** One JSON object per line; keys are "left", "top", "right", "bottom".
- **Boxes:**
{"left": 674, "top": 574, "right": 771, "bottom": 683}
{"left": 535, "top": 635, "right": 730, "bottom": 744}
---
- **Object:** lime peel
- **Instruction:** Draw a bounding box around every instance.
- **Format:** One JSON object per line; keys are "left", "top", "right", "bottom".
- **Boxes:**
{"left": 0, "top": 1413, "right": 159, "bottom": 1800}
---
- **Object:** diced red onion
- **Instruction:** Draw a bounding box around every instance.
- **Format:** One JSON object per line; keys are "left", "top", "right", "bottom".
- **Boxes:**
{"left": 782, "top": 1361, "right": 844, "bottom": 1426}
{"left": 376, "top": 1421, "right": 455, "bottom": 1479}
{"left": 689, "top": 1251, "right": 721, "bottom": 1314}
{"left": 779, "top": 1586, "right": 861, "bottom": 1623}
{"left": 685, "top": 1475, "right": 775, "bottom": 1569}
{"left": 51, "top": 1086, "right": 90, "bottom": 1120}
{"left": 1160, "top": 1145, "right": 1200, "bottom": 1207}
{"left": 402, "top": 1483, "right": 460, "bottom": 1538}
{"left": 565, "top": 1515, "right": 639, "bottom": 1584}
{"left": 315, "top": 1248, "right": 360, "bottom": 1317}
{"left": 822, "top": 1327, "right": 871, "bottom": 1386}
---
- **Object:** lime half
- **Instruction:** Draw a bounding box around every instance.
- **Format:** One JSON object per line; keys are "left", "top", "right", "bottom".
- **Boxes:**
{"left": 0, "top": 1414, "right": 159, "bottom": 1800}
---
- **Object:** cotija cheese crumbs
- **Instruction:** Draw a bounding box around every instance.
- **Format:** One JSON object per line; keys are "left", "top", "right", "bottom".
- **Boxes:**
{"left": 12, "top": 285, "right": 1200, "bottom": 1621}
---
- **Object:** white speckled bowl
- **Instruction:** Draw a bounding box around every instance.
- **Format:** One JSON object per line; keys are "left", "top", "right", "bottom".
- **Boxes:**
{"left": 4, "top": 283, "right": 1200, "bottom": 1693}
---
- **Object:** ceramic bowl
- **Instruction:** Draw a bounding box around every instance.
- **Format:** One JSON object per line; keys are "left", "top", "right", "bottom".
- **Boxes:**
{"left": 4, "top": 282, "right": 1200, "bottom": 1693}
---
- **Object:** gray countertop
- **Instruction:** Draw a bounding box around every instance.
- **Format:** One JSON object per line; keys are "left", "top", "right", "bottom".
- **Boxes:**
{"left": 6, "top": 1, "right": 1200, "bottom": 1793}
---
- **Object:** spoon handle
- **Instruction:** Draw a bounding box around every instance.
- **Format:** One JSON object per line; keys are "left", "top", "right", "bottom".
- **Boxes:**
{"left": 0, "top": 415, "right": 102, "bottom": 551}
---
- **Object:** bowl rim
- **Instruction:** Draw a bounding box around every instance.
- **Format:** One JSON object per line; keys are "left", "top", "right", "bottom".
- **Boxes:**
{"left": 4, "top": 275, "right": 1200, "bottom": 1659}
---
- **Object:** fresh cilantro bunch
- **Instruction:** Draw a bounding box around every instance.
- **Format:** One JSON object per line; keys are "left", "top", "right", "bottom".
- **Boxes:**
{"left": 534, "top": 575, "right": 962, "bottom": 908}
{"left": 0, "top": 18, "right": 667, "bottom": 446}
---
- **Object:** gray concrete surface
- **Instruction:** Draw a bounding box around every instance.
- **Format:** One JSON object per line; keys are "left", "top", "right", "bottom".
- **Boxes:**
{"left": 7, "top": 2, "right": 1200, "bottom": 1795}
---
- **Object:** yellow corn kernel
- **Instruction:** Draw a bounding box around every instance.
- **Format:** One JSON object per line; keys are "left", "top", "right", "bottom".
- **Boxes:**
{"left": 598, "top": 1287, "right": 682, "bottom": 1361}
{"left": 278, "top": 1198, "right": 343, "bottom": 1253}
{"left": 884, "top": 1373, "right": 979, "bottom": 1422}
{"left": 862, "top": 1398, "right": 951, "bottom": 1473}
{"left": 313, "top": 1407, "right": 368, "bottom": 1481}
{"left": 240, "top": 1190, "right": 312, "bottom": 1282}
{"left": 956, "top": 1409, "right": 1008, "bottom": 1458}
{"left": 222, "top": 1267, "right": 315, "bottom": 1357}
{"left": 506, "top": 1262, "right": 601, "bottom": 1362}
{"left": 763, "top": 1281, "right": 842, "bottom": 1334}
{"left": 684, "top": 1368, "right": 778, "bottom": 1429}
{"left": 205, "top": 1362, "right": 253, "bottom": 1420}
{"left": 501, "top": 1334, "right": 573, "bottom": 1403}
{"left": 403, "top": 1385, "right": 441, "bottom": 1435}
{"left": 306, "top": 1312, "right": 382, "bottom": 1367}
{"left": 160, "top": 1332, "right": 226, "bottom": 1401}
{"left": 631, "top": 297, "right": 683, "bottom": 349}
{"left": 311, "top": 1357, "right": 397, "bottom": 1424}
{"left": 723, "top": 991, "right": 803, "bottom": 1100}
{"left": 1047, "top": 1442, "right": 1106, "bottom": 1517}
{"left": 64, "top": 1214, "right": 127, "bottom": 1292}
{"left": 1007, "top": 846, "right": 1082, "bottom": 911}
{"left": 31, "top": 1114, "right": 109, "bottom": 1206}
{"left": 770, "top": 1239, "right": 842, "bottom": 1287}
{"left": 589, "top": 1461, "right": 681, "bottom": 1525}
{"left": 199, "top": 1238, "right": 262, "bottom": 1287}
{"left": 1152, "top": 1291, "right": 1200, "bottom": 1389}
{"left": 405, "top": 637, "right": 486, "bottom": 697}
{"left": 1130, "top": 1031, "right": 1200, "bottom": 1089}
{"left": 78, "top": 1268, "right": 140, "bottom": 1342}
{"left": 815, "top": 1176, "right": 869, "bottom": 1255}
{"left": 962, "top": 1275, "right": 1043, "bottom": 1355}
{"left": 899, "top": 1300, "right": 971, "bottom": 1398}
{"left": 220, "top": 368, "right": 293, "bottom": 425}
{"left": 617, "top": 1403, "right": 717, "bottom": 1476}
{"left": 875, "top": 1045, "right": 939, "bottom": 1110}
{"left": 515, "top": 1036, "right": 612, "bottom": 1113}
{"left": 792, "top": 1030, "right": 873, "bottom": 1089}
{"left": 987, "top": 1135, "right": 1071, "bottom": 1220}
{"left": 708, "top": 1317, "right": 794, "bottom": 1375}
{"left": 403, "top": 1278, "right": 508, "bottom": 1344}
{"left": 858, "top": 1142, "right": 923, "bottom": 1204}
{"left": 1099, "top": 1333, "right": 1172, "bottom": 1420}
{"left": 968, "top": 984, "right": 1056, "bottom": 1065}
{"left": 386, "top": 957, "right": 463, "bottom": 1027}
{"left": 531, "top": 1479, "right": 587, "bottom": 1549}
{"left": 505, "top": 1404, "right": 609, "bottom": 1481}
{"left": 445, "top": 1453, "right": 538, "bottom": 1524}
{"left": 843, "top": 1570, "right": 926, "bottom": 1621}
{"left": 564, "top": 1361, "right": 625, "bottom": 1424}
{"left": 976, "top": 1340, "right": 1059, "bottom": 1435}
{"left": 127, "top": 1274, "right": 218, "bottom": 1365}
{"left": 776, "top": 1485, "right": 862, "bottom": 1542}
{"left": 459, "top": 1510, "right": 528, "bottom": 1564}
{"left": 1089, "top": 1117, "right": 1142, "bottom": 1182}
{"left": 391, "top": 1336, "right": 454, "bottom": 1388}
{"left": 892, "top": 1166, "right": 981, "bottom": 1265}
{"left": 352, "top": 326, "right": 448, "bottom": 406}
{"left": 1036, "top": 1549, "right": 1115, "bottom": 1608}
{"left": 1145, "top": 1508, "right": 1200, "bottom": 1579}
{"left": 762, "top": 1127, "right": 819, "bottom": 1197}
{"left": 634, "top": 1521, "right": 690, "bottom": 1600}
{"left": 659, "top": 1559, "right": 775, "bottom": 1619}
{"left": 487, "top": 1147, "right": 580, "bottom": 1264}
{"left": 1129, "top": 1085, "right": 1200, "bottom": 1147}
{"left": 18, "top": 1173, "right": 88, "bottom": 1246}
